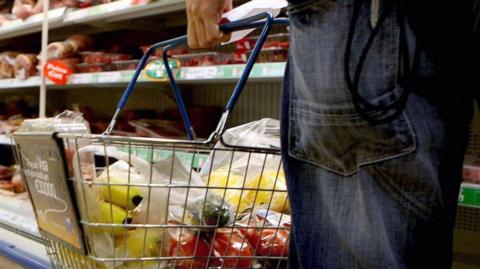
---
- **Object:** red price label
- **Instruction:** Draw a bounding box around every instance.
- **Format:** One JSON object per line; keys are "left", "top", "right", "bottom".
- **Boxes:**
{"left": 44, "top": 60, "right": 72, "bottom": 85}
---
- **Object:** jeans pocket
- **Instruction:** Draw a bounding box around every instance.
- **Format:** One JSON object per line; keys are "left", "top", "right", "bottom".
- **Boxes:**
{"left": 288, "top": 99, "right": 416, "bottom": 176}
{"left": 287, "top": 0, "right": 416, "bottom": 175}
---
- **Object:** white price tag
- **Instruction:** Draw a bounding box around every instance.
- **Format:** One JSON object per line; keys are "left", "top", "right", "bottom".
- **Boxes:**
{"left": 71, "top": 73, "right": 93, "bottom": 84}
{"left": 98, "top": 72, "right": 122, "bottom": 83}
{"left": 184, "top": 67, "right": 218, "bottom": 80}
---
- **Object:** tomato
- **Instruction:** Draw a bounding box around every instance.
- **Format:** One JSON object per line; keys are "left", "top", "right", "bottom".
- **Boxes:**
{"left": 256, "top": 228, "right": 289, "bottom": 257}
{"left": 239, "top": 227, "right": 260, "bottom": 250}
{"left": 169, "top": 231, "right": 210, "bottom": 269}
{"left": 211, "top": 230, "right": 254, "bottom": 269}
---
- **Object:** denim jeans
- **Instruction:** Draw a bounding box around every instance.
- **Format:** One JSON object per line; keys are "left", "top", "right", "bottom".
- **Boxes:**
{"left": 281, "top": 1, "right": 474, "bottom": 268}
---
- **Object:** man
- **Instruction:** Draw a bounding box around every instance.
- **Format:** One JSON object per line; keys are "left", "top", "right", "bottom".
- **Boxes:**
{"left": 187, "top": 0, "right": 477, "bottom": 268}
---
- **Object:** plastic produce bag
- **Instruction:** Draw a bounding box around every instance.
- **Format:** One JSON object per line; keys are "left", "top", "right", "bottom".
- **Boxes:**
{"left": 201, "top": 119, "right": 290, "bottom": 214}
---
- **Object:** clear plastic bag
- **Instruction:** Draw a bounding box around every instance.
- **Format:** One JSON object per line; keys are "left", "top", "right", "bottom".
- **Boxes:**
{"left": 201, "top": 119, "right": 290, "bottom": 214}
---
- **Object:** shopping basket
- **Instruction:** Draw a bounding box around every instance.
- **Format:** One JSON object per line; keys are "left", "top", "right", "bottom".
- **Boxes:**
{"left": 14, "top": 13, "right": 290, "bottom": 269}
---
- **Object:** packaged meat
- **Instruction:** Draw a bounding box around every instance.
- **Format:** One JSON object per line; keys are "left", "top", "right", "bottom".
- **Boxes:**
{"left": 140, "top": 45, "right": 188, "bottom": 57}
{"left": 172, "top": 52, "right": 232, "bottom": 67}
{"left": 249, "top": 47, "right": 288, "bottom": 63}
{"left": 80, "top": 52, "right": 131, "bottom": 64}
{"left": 0, "top": 14, "right": 17, "bottom": 27}
{"left": 79, "top": 51, "right": 107, "bottom": 64}
{"left": 113, "top": 59, "right": 139, "bottom": 71}
{"left": 78, "top": 0, "right": 111, "bottom": 8}
{"left": 33, "top": 0, "right": 71, "bottom": 14}
{"left": 12, "top": 0, "right": 35, "bottom": 20}
{"left": 75, "top": 62, "right": 115, "bottom": 73}
{"left": 14, "top": 53, "right": 38, "bottom": 80}
{"left": 66, "top": 34, "right": 94, "bottom": 52}
{"left": 0, "top": 52, "right": 19, "bottom": 79}
{"left": 47, "top": 35, "right": 93, "bottom": 60}
{"left": 463, "top": 164, "right": 480, "bottom": 183}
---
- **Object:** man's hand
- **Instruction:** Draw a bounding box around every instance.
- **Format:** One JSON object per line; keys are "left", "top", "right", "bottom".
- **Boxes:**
{"left": 186, "top": 0, "right": 233, "bottom": 49}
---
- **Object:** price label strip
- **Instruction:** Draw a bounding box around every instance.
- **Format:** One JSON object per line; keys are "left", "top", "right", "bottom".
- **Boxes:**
{"left": 13, "top": 133, "right": 86, "bottom": 254}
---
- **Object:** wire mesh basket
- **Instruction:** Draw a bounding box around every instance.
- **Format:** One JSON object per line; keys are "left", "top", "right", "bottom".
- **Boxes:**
{"left": 14, "top": 13, "right": 291, "bottom": 269}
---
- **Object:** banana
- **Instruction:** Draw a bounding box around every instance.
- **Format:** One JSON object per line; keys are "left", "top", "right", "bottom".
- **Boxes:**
{"left": 100, "top": 177, "right": 144, "bottom": 210}
{"left": 97, "top": 201, "right": 132, "bottom": 235}
{"left": 121, "top": 229, "right": 161, "bottom": 258}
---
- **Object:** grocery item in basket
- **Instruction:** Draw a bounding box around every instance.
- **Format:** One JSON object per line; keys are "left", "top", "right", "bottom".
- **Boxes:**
{"left": 237, "top": 209, "right": 290, "bottom": 257}
{"left": 96, "top": 160, "right": 145, "bottom": 210}
{"left": 167, "top": 227, "right": 210, "bottom": 269}
{"left": 169, "top": 192, "right": 232, "bottom": 229}
{"left": 14, "top": 53, "right": 38, "bottom": 79}
{"left": 116, "top": 229, "right": 167, "bottom": 269}
{"left": 211, "top": 228, "right": 255, "bottom": 269}
{"left": 207, "top": 168, "right": 289, "bottom": 213}
{"left": 97, "top": 201, "right": 132, "bottom": 235}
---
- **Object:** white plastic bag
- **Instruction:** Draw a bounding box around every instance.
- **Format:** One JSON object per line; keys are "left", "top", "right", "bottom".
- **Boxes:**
{"left": 200, "top": 119, "right": 290, "bottom": 213}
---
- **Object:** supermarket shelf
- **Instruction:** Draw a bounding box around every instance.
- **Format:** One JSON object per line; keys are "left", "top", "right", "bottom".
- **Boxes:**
{"left": 459, "top": 183, "right": 480, "bottom": 208}
{"left": 0, "top": 193, "right": 41, "bottom": 242}
{"left": 0, "top": 0, "right": 185, "bottom": 42}
{"left": 0, "top": 8, "right": 66, "bottom": 42}
{"left": 0, "top": 135, "right": 12, "bottom": 145}
{"left": 64, "top": 0, "right": 185, "bottom": 24}
{"left": 0, "top": 239, "right": 50, "bottom": 269}
{"left": 0, "top": 62, "right": 286, "bottom": 90}
{"left": 0, "top": 76, "right": 42, "bottom": 90}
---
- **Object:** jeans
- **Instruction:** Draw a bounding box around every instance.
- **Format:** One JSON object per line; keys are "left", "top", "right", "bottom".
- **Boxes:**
{"left": 281, "top": 1, "right": 474, "bottom": 268}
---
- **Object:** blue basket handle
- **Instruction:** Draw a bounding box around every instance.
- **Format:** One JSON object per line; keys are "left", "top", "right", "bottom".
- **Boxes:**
{"left": 103, "top": 12, "right": 289, "bottom": 141}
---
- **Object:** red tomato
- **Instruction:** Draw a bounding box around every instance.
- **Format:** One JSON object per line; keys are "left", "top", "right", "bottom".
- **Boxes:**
{"left": 257, "top": 228, "right": 289, "bottom": 257}
{"left": 211, "top": 230, "right": 254, "bottom": 269}
{"left": 239, "top": 227, "right": 260, "bottom": 250}
{"left": 169, "top": 233, "right": 210, "bottom": 269}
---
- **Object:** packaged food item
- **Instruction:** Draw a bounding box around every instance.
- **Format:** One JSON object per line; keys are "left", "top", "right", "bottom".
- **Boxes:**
{"left": 140, "top": 46, "right": 189, "bottom": 57}
{"left": 46, "top": 35, "right": 94, "bottom": 60}
{"left": 249, "top": 47, "right": 288, "bottom": 63}
{"left": 106, "top": 53, "right": 131, "bottom": 62}
{"left": 12, "top": 0, "right": 35, "bottom": 20}
{"left": 0, "top": 51, "right": 19, "bottom": 79}
{"left": 167, "top": 227, "right": 210, "bottom": 269}
{"left": 463, "top": 164, "right": 480, "bottom": 183}
{"left": 172, "top": 52, "right": 232, "bottom": 67}
{"left": 14, "top": 53, "right": 38, "bottom": 79}
{"left": 237, "top": 209, "right": 290, "bottom": 257}
{"left": 261, "top": 33, "right": 289, "bottom": 49}
{"left": 113, "top": 59, "right": 140, "bottom": 71}
{"left": 211, "top": 229, "right": 255, "bottom": 269}
{"left": 79, "top": 51, "right": 107, "bottom": 64}
{"left": 75, "top": 62, "right": 115, "bottom": 73}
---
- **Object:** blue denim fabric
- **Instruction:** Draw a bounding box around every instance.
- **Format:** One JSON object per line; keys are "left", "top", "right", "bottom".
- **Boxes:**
{"left": 282, "top": 1, "right": 474, "bottom": 268}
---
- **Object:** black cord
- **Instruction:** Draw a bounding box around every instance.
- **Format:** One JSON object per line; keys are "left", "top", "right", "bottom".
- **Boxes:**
{"left": 344, "top": 0, "right": 412, "bottom": 124}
